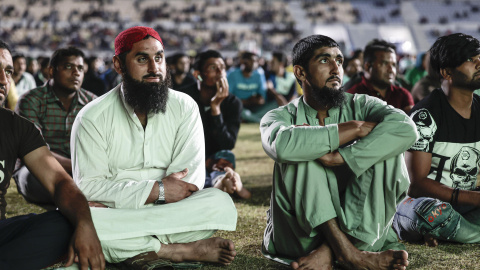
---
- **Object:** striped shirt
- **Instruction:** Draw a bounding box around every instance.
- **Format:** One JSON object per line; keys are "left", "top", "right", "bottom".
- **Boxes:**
{"left": 16, "top": 82, "right": 97, "bottom": 158}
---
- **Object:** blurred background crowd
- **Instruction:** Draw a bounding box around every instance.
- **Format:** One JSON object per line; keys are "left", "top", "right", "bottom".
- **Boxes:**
{"left": 1, "top": 0, "right": 479, "bottom": 112}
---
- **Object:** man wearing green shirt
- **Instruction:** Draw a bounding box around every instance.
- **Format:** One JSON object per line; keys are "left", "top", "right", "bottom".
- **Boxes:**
{"left": 260, "top": 35, "right": 417, "bottom": 270}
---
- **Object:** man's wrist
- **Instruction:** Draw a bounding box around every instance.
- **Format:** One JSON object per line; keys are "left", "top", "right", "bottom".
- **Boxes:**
{"left": 154, "top": 180, "right": 166, "bottom": 204}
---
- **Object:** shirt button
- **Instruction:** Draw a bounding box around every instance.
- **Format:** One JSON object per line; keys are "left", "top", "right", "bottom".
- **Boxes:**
{"left": 146, "top": 161, "right": 150, "bottom": 165}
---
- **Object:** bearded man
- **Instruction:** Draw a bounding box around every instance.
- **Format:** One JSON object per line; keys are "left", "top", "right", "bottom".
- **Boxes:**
{"left": 70, "top": 26, "right": 237, "bottom": 269}
{"left": 260, "top": 35, "right": 418, "bottom": 270}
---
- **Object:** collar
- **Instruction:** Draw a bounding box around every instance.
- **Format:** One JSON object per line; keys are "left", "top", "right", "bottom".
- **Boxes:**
{"left": 45, "top": 81, "right": 81, "bottom": 107}
{"left": 361, "top": 76, "right": 394, "bottom": 94}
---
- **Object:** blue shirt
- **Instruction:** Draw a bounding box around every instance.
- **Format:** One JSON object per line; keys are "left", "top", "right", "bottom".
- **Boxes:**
{"left": 227, "top": 68, "right": 267, "bottom": 100}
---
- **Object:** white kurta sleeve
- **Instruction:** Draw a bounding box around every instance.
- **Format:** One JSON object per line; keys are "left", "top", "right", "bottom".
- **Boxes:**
{"left": 71, "top": 111, "right": 156, "bottom": 209}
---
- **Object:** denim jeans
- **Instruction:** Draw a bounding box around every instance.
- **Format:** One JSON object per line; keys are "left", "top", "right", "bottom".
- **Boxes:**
{"left": 393, "top": 196, "right": 480, "bottom": 243}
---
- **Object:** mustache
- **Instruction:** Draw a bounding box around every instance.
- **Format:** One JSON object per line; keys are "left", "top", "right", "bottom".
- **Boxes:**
{"left": 326, "top": 75, "right": 341, "bottom": 82}
{"left": 143, "top": 73, "right": 163, "bottom": 79}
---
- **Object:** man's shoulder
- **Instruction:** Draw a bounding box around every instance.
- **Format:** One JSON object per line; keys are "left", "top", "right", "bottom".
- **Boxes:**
{"left": 78, "top": 88, "right": 98, "bottom": 102}
{"left": 76, "top": 86, "right": 121, "bottom": 121}
{"left": 392, "top": 84, "right": 412, "bottom": 96}
{"left": 168, "top": 88, "right": 198, "bottom": 110}
{"left": 346, "top": 79, "right": 368, "bottom": 94}
{"left": 22, "top": 72, "right": 36, "bottom": 82}
{"left": 18, "top": 84, "right": 48, "bottom": 103}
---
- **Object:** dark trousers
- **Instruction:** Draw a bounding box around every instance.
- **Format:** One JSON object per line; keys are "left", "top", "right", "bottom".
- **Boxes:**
{"left": 0, "top": 211, "right": 73, "bottom": 270}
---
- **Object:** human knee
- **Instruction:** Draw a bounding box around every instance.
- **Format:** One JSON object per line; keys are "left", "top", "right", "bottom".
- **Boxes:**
{"left": 413, "top": 198, "right": 460, "bottom": 240}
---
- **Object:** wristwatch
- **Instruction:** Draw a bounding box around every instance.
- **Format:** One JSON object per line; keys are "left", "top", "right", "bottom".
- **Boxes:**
{"left": 154, "top": 180, "right": 166, "bottom": 204}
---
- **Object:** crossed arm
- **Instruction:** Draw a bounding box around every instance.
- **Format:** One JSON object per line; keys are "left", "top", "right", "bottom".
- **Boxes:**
{"left": 406, "top": 150, "right": 480, "bottom": 208}
{"left": 23, "top": 146, "right": 104, "bottom": 270}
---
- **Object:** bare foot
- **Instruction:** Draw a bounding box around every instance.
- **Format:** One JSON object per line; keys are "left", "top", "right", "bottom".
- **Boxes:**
{"left": 214, "top": 171, "right": 236, "bottom": 194}
{"left": 157, "top": 237, "right": 236, "bottom": 265}
{"left": 424, "top": 235, "right": 438, "bottom": 247}
{"left": 338, "top": 249, "right": 409, "bottom": 270}
{"left": 231, "top": 170, "right": 251, "bottom": 199}
{"left": 291, "top": 242, "right": 333, "bottom": 270}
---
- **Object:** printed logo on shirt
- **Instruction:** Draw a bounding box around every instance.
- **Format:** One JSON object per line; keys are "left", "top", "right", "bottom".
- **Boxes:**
{"left": 411, "top": 108, "right": 437, "bottom": 152}
{"left": 450, "top": 146, "right": 480, "bottom": 190}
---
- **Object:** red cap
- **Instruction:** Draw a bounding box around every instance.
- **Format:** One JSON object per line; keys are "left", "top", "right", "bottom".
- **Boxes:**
{"left": 114, "top": 26, "right": 163, "bottom": 56}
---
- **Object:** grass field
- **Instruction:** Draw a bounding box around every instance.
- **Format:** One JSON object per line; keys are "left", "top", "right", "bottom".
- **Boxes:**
{"left": 7, "top": 123, "right": 480, "bottom": 269}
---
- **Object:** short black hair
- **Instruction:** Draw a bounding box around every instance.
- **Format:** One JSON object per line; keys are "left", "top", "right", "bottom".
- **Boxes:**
{"left": 0, "top": 40, "right": 12, "bottom": 55}
{"left": 170, "top": 52, "right": 189, "bottom": 66}
{"left": 272, "top": 51, "right": 288, "bottom": 66}
{"left": 429, "top": 33, "right": 480, "bottom": 79}
{"left": 363, "top": 39, "right": 396, "bottom": 64}
{"left": 193, "top": 50, "right": 223, "bottom": 71}
{"left": 292, "top": 35, "right": 340, "bottom": 85}
{"left": 240, "top": 51, "right": 257, "bottom": 60}
{"left": 12, "top": 52, "right": 25, "bottom": 62}
{"left": 49, "top": 46, "right": 85, "bottom": 69}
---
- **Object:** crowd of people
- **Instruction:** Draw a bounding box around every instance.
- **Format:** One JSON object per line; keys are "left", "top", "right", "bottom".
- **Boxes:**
{"left": 1, "top": 23, "right": 480, "bottom": 270}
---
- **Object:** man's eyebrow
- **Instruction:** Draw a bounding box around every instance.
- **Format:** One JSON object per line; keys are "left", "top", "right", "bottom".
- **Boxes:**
{"left": 314, "top": 53, "right": 344, "bottom": 60}
{"left": 134, "top": 50, "right": 164, "bottom": 57}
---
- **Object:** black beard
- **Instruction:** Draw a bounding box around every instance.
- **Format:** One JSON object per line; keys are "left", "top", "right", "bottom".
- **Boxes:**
{"left": 122, "top": 70, "right": 171, "bottom": 115}
{"left": 310, "top": 84, "right": 346, "bottom": 109}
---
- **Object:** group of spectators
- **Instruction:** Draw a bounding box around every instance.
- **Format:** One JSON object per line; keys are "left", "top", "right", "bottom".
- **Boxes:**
{"left": 2, "top": 20, "right": 480, "bottom": 270}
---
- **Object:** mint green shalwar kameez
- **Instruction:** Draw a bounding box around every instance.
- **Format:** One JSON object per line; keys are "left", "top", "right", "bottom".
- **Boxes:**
{"left": 260, "top": 94, "right": 418, "bottom": 264}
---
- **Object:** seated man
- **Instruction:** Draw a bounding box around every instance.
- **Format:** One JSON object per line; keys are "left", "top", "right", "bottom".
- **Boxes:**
{"left": 12, "top": 52, "right": 36, "bottom": 96}
{"left": 393, "top": 33, "right": 480, "bottom": 246}
{"left": 260, "top": 35, "right": 417, "bottom": 270}
{"left": 227, "top": 51, "right": 267, "bottom": 123}
{"left": 182, "top": 50, "right": 249, "bottom": 199}
{"left": 14, "top": 46, "right": 96, "bottom": 207}
{"left": 347, "top": 39, "right": 414, "bottom": 114}
{"left": 71, "top": 26, "right": 237, "bottom": 268}
{"left": 0, "top": 40, "right": 104, "bottom": 270}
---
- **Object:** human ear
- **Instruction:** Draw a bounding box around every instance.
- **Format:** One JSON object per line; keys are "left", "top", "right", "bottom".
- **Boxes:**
{"left": 112, "top": 56, "right": 123, "bottom": 74}
{"left": 293, "top": 65, "right": 306, "bottom": 82}
{"left": 440, "top": 68, "right": 451, "bottom": 80}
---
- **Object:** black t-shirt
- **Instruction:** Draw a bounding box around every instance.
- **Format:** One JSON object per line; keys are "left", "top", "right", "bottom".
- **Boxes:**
{"left": 179, "top": 86, "right": 242, "bottom": 157}
{"left": 0, "top": 108, "right": 46, "bottom": 190}
{"left": 409, "top": 89, "right": 480, "bottom": 190}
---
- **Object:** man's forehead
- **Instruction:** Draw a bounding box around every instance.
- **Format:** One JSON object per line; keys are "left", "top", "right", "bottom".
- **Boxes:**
{"left": 0, "top": 48, "right": 13, "bottom": 66}
{"left": 130, "top": 37, "right": 164, "bottom": 55}
{"left": 206, "top": 57, "right": 224, "bottom": 65}
{"left": 313, "top": 47, "right": 343, "bottom": 58}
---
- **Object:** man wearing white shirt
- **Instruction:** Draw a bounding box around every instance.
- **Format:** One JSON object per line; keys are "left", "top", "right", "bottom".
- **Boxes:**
{"left": 12, "top": 53, "right": 36, "bottom": 96}
{"left": 71, "top": 26, "right": 237, "bottom": 269}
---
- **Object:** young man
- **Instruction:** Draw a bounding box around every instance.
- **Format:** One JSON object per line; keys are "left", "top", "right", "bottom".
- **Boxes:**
{"left": 14, "top": 47, "right": 96, "bottom": 207}
{"left": 347, "top": 39, "right": 414, "bottom": 114}
{"left": 184, "top": 50, "right": 249, "bottom": 198}
{"left": 71, "top": 26, "right": 237, "bottom": 268}
{"left": 260, "top": 35, "right": 417, "bottom": 270}
{"left": 12, "top": 52, "right": 36, "bottom": 96}
{"left": 0, "top": 40, "right": 104, "bottom": 270}
{"left": 266, "top": 51, "right": 297, "bottom": 107}
{"left": 393, "top": 33, "right": 480, "bottom": 247}
{"left": 227, "top": 51, "right": 267, "bottom": 123}
{"left": 170, "top": 52, "right": 196, "bottom": 93}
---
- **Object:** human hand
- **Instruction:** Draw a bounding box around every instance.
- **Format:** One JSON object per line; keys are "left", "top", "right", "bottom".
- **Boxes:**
{"left": 317, "top": 151, "right": 345, "bottom": 167}
{"left": 357, "top": 121, "right": 378, "bottom": 138}
{"left": 65, "top": 221, "right": 105, "bottom": 270}
{"left": 211, "top": 77, "right": 229, "bottom": 109}
{"left": 162, "top": 168, "right": 199, "bottom": 203}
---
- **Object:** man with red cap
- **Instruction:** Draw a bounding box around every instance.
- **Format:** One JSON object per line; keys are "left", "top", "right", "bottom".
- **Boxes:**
{"left": 71, "top": 26, "right": 237, "bottom": 268}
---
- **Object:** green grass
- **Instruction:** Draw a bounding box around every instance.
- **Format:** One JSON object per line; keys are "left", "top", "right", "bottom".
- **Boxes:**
{"left": 8, "top": 123, "right": 480, "bottom": 269}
